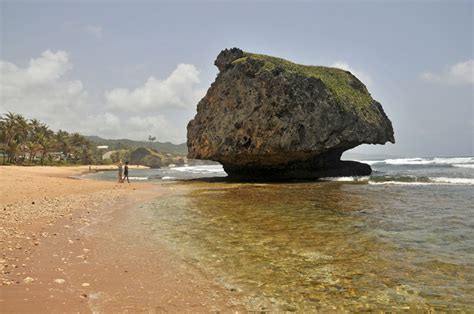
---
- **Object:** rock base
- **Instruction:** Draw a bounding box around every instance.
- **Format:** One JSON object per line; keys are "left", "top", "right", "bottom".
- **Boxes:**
{"left": 223, "top": 160, "right": 371, "bottom": 181}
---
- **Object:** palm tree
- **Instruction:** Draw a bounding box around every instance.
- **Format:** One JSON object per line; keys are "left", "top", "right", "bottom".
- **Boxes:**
{"left": 55, "top": 130, "right": 70, "bottom": 161}
{"left": 1, "top": 112, "right": 97, "bottom": 166}
{"left": 28, "top": 119, "right": 42, "bottom": 136}
{"left": 0, "top": 113, "right": 30, "bottom": 164}
{"left": 1, "top": 112, "right": 19, "bottom": 164}
{"left": 38, "top": 128, "right": 54, "bottom": 165}
{"left": 0, "top": 117, "right": 7, "bottom": 164}
{"left": 148, "top": 135, "right": 156, "bottom": 148}
{"left": 24, "top": 140, "right": 41, "bottom": 165}
{"left": 15, "top": 115, "right": 30, "bottom": 163}
{"left": 23, "top": 118, "right": 43, "bottom": 164}
{"left": 70, "top": 132, "right": 83, "bottom": 162}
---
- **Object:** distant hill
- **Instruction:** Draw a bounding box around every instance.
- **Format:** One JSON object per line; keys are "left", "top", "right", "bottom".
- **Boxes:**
{"left": 86, "top": 136, "right": 188, "bottom": 155}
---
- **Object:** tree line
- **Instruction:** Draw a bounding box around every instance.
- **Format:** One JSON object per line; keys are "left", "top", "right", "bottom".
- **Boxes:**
{"left": 0, "top": 112, "right": 101, "bottom": 165}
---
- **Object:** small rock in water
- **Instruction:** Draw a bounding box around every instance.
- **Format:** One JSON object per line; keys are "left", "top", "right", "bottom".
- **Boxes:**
{"left": 282, "top": 303, "right": 298, "bottom": 312}
{"left": 81, "top": 282, "right": 90, "bottom": 287}
{"left": 23, "top": 276, "right": 35, "bottom": 283}
{"left": 54, "top": 278, "right": 66, "bottom": 284}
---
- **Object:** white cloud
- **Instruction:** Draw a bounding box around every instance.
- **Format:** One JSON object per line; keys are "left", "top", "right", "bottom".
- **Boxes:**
{"left": 0, "top": 50, "right": 202, "bottom": 143}
{"left": 125, "top": 115, "right": 182, "bottom": 143}
{"left": 26, "top": 50, "right": 71, "bottom": 82}
{"left": 0, "top": 50, "right": 87, "bottom": 128}
{"left": 79, "top": 114, "right": 182, "bottom": 143}
{"left": 105, "top": 63, "right": 204, "bottom": 112}
{"left": 421, "top": 60, "right": 474, "bottom": 85}
{"left": 81, "top": 112, "right": 121, "bottom": 136}
{"left": 331, "top": 61, "right": 373, "bottom": 88}
{"left": 84, "top": 25, "right": 103, "bottom": 38}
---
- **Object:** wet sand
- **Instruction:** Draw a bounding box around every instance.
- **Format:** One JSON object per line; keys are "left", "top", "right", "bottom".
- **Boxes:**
{"left": 0, "top": 166, "right": 245, "bottom": 312}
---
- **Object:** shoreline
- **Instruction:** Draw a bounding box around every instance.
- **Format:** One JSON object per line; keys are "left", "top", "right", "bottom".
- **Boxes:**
{"left": 4, "top": 164, "right": 471, "bottom": 311}
{"left": 0, "top": 166, "right": 245, "bottom": 312}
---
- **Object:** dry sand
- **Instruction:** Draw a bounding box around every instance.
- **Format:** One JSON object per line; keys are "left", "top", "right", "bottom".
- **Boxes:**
{"left": 0, "top": 166, "right": 246, "bottom": 312}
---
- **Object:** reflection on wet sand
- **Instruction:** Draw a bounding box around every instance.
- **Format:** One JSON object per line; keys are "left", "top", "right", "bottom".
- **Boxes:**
{"left": 142, "top": 181, "right": 474, "bottom": 311}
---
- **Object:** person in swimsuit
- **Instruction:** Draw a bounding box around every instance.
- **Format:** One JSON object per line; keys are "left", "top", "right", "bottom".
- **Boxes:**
{"left": 123, "top": 161, "right": 130, "bottom": 183}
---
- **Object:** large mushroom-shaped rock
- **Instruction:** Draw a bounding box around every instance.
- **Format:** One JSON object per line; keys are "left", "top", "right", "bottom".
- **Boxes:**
{"left": 187, "top": 48, "right": 394, "bottom": 180}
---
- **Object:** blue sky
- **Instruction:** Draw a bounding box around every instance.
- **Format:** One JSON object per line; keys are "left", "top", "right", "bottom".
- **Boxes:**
{"left": 1, "top": 0, "right": 473, "bottom": 157}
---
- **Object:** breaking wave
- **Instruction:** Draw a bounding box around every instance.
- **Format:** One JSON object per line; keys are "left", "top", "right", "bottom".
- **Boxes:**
{"left": 365, "top": 157, "right": 474, "bottom": 167}
{"left": 452, "top": 164, "right": 474, "bottom": 169}
{"left": 429, "top": 177, "right": 474, "bottom": 185}
{"left": 162, "top": 176, "right": 177, "bottom": 180}
{"left": 322, "top": 176, "right": 370, "bottom": 182}
{"left": 172, "top": 165, "right": 225, "bottom": 174}
{"left": 322, "top": 175, "right": 474, "bottom": 186}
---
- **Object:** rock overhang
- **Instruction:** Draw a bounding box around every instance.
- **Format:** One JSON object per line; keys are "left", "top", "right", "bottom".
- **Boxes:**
{"left": 187, "top": 48, "right": 395, "bottom": 179}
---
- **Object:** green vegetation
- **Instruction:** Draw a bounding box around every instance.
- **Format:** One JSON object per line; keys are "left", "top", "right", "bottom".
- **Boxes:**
{"left": 130, "top": 147, "right": 185, "bottom": 168}
{"left": 0, "top": 112, "right": 188, "bottom": 167}
{"left": 232, "top": 52, "right": 375, "bottom": 115}
{"left": 109, "top": 149, "right": 131, "bottom": 164}
{"left": 1, "top": 112, "right": 106, "bottom": 166}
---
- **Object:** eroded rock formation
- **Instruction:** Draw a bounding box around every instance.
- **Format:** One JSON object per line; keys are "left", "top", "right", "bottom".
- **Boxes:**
{"left": 130, "top": 147, "right": 185, "bottom": 168}
{"left": 187, "top": 48, "right": 394, "bottom": 180}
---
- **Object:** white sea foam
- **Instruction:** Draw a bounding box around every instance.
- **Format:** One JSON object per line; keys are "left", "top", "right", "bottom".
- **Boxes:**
{"left": 380, "top": 157, "right": 474, "bottom": 166}
{"left": 434, "top": 157, "right": 474, "bottom": 164}
{"left": 357, "top": 160, "right": 385, "bottom": 165}
{"left": 452, "top": 164, "right": 474, "bottom": 169}
{"left": 429, "top": 177, "right": 474, "bottom": 185}
{"left": 322, "top": 176, "right": 370, "bottom": 182}
{"left": 368, "top": 181, "right": 432, "bottom": 186}
{"left": 172, "top": 165, "right": 225, "bottom": 174}
{"left": 368, "top": 177, "right": 474, "bottom": 186}
{"left": 129, "top": 176, "right": 149, "bottom": 181}
{"left": 384, "top": 157, "right": 427, "bottom": 165}
{"left": 162, "top": 176, "right": 177, "bottom": 180}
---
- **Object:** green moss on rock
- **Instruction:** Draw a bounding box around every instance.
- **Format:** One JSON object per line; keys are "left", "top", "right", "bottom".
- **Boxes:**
{"left": 232, "top": 52, "right": 374, "bottom": 118}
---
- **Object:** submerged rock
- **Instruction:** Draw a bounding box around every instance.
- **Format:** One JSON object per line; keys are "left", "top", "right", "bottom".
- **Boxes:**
{"left": 187, "top": 48, "right": 394, "bottom": 180}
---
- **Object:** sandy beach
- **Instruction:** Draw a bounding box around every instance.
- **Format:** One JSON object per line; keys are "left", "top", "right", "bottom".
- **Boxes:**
{"left": 0, "top": 166, "right": 245, "bottom": 312}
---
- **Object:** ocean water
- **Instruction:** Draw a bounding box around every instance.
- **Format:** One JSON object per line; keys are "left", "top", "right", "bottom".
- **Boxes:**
{"left": 87, "top": 157, "right": 474, "bottom": 311}
{"left": 85, "top": 156, "right": 474, "bottom": 186}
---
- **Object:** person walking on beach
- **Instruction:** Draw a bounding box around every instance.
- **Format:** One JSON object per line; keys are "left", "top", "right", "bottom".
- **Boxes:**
{"left": 123, "top": 161, "right": 130, "bottom": 183}
{"left": 117, "top": 160, "right": 123, "bottom": 183}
